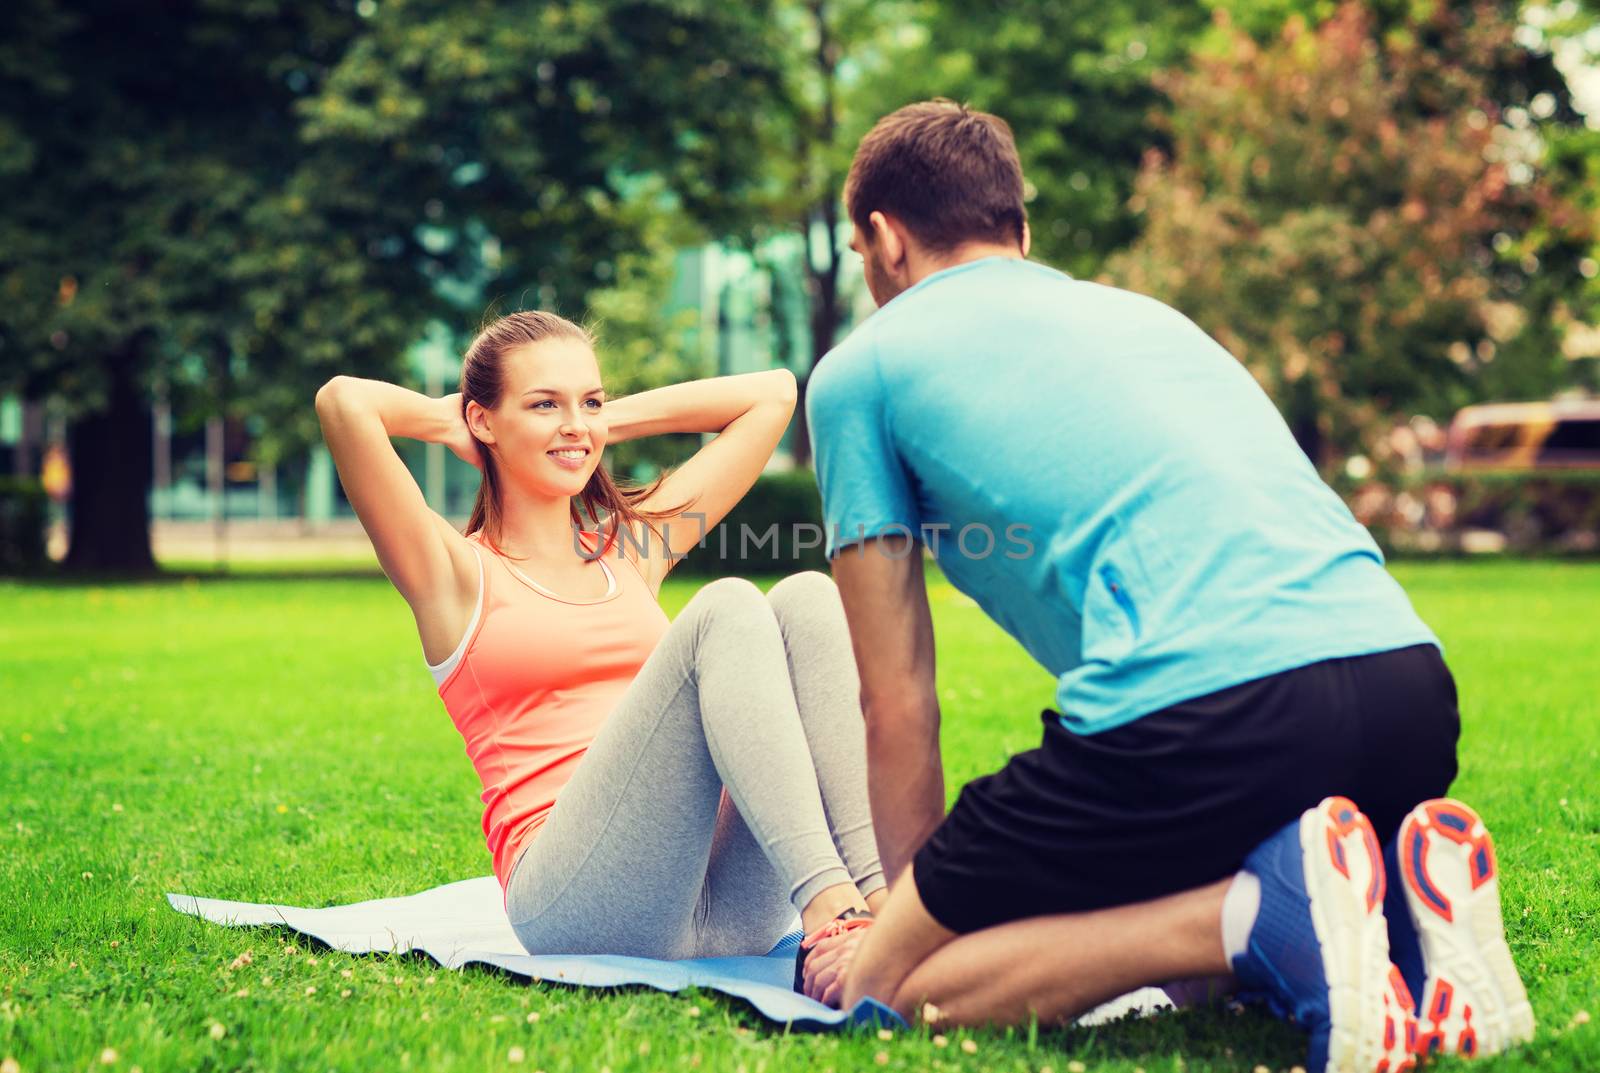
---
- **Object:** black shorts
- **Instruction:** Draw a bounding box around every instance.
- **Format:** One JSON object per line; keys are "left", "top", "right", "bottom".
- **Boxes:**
{"left": 913, "top": 644, "right": 1460, "bottom": 934}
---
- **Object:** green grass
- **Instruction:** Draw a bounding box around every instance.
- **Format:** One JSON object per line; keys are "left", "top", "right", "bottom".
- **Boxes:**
{"left": 1, "top": 561, "right": 1596, "bottom": 1072}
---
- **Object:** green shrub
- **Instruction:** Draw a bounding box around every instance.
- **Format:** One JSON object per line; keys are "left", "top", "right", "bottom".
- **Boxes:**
{"left": 1363, "top": 469, "right": 1600, "bottom": 554}
{"left": 0, "top": 477, "right": 49, "bottom": 574}
{"left": 1448, "top": 471, "right": 1600, "bottom": 547}
{"left": 670, "top": 469, "right": 829, "bottom": 576}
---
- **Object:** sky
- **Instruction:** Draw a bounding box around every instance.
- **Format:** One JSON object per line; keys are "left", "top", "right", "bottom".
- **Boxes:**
{"left": 1532, "top": 2, "right": 1600, "bottom": 126}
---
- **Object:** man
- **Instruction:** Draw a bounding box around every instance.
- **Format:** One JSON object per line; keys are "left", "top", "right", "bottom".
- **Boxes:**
{"left": 799, "top": 100, "right": 1533, "bottom": 1072}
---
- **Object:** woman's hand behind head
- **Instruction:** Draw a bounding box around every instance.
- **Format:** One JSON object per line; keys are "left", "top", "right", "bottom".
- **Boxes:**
{"left": 439, "top": 393, "right": 485, "bottom": 470}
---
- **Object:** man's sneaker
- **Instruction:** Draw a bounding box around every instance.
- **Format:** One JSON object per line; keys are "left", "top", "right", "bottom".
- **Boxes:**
{"left": 793, "top": 907, "right": 874, "bottom": 997}
{"left": 1233, "top": 796, "right": 1418, "bottom": 1073}
{"left": 1383, "top": 799, "right": 1535, "bottom": 1058}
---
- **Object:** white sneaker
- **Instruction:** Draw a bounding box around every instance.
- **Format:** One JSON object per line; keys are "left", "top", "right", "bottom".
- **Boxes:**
{"left": 1388, "top": 799, "right": 1535, "bottom": 1058}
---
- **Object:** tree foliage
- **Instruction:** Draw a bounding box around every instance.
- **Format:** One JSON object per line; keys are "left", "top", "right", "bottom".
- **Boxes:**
{"left": 1104, "top": 1, "right": 1593, "bottom": 467}
{"left": 724, "top": 0, "right": 920, "bottom": 465}
{"left": 4, "top": 0, "right": 1598, "bottom": 570}
{"left": 863, "top": 0, "right": 1211, "bottom": 277}
{"left": 0, "top": 0, "right": 381, "bottom": 570}
{"left": 0, "top": 0, "right": 788, "bottom": 570}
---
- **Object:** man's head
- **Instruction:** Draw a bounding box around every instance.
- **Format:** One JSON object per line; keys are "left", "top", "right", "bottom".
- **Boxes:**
{"left": 844, "top": 99, "right": 1029, "bottom": 306}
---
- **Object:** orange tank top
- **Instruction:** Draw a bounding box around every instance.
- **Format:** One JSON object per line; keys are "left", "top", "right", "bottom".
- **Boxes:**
{"left": 432, "top": 531, "right": 669, "bottom": 890}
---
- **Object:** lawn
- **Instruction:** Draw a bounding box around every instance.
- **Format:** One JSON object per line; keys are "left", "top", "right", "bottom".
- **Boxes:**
{"left": 1, "top": 560, "right": 1596, "bottom": 1072}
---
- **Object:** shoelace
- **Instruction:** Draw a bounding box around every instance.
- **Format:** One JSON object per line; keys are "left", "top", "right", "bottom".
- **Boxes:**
{"left": 799, "top": 914, "right": 874, "bottom": 951}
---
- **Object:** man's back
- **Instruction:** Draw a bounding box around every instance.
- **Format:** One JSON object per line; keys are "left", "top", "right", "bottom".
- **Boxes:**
{"left": 809, "top": 255, "right": 1436, "bottom": 732}
{"left": 814, "top": 105, "right": 1511, "bottom": 1069}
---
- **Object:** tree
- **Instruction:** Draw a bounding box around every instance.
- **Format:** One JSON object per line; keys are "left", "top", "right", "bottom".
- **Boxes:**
{"left": 783, "top": 0, "right": 851, "bottom": 467}
{"left": 738, "top": 0, "right": 916, "bottom": 466}
{"left": 1103, "top": 1, "right": 1592, "bottom": 468}
{"left": 292, "top": 0, "right": 789, "bottom": 474}
{"left": 858, "top": 0, "right": 1211, "bottom": 277}
{"left": 859, "top": 0, "right": 1590, "bottom": 283}
{"left": 0, "top": 0, "right": 380, "bottom": 572}
{"left": 0, "top": 0, "right": 789, "bottom": 571}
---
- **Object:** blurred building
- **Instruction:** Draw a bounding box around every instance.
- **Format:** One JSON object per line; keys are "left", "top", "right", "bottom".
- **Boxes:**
{"left": 0, "top": 238, "right": 866, "bottom": 539}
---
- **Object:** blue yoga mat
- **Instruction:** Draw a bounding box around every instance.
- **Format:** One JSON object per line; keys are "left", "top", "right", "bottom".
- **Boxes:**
{"left": 167, "top": 876, "right": 1169, "bottom": 1030}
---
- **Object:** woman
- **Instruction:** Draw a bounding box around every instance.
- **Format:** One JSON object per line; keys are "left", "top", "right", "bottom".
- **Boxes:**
{"left": 315, "top": 310, "right": 882, "bottom": 1003}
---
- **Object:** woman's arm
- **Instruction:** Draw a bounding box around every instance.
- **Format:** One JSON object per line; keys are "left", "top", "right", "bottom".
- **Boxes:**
{"left": 609, "top": 369, "right": 797, "bottom": 579}
{"left": 603, "top": 369, "right": 795, "bottom": 445}
{"left": 314, "top": 376, "right": 478, "bottom": 611}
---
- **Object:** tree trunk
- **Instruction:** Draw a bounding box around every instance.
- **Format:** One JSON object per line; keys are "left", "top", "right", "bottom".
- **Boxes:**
{"left": 64, "top": 347, "right": 156, "bottom": 573}
{"left": 796, "top": 215, "right": 842, "bottom": 468}
{"left": 1283, "top": 375, "right": 1327, "bottom": 472}
{"left": 1289, "top": 415, "right": 1325, "bottom": 473}
{"left": 793, "top": 0, "right": 842, "bottom": 469}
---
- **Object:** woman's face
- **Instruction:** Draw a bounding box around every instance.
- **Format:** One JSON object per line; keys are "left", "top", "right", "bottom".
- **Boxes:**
{"left": 476, "top": 337, "right": 608, "bottom": 500}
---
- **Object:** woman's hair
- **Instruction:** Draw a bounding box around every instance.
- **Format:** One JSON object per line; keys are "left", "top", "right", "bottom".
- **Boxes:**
{"left": 460, "top": 309, "right": 687, "bottom": 558}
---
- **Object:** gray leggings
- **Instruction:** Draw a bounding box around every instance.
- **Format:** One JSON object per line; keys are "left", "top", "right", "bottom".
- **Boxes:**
{"left": 504, "top": 571, "right": 885, "bottom": 960}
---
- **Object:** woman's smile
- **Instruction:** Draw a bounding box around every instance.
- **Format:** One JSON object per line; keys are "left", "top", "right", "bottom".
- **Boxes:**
{"left": 547, "top": 446, "right": 591, "bottom": 470}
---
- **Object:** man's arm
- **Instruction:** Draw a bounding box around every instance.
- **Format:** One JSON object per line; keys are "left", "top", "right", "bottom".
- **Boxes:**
{"left": 830, "top": 533, "right": 943, "bottom": 885}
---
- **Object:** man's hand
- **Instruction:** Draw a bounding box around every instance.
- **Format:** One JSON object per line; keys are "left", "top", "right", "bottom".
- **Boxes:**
{"left": 839, "top": 873, "right": 958, "bottom": 1017}
{"left": 802, "top": 926, "right": 870, "bottom": 1008}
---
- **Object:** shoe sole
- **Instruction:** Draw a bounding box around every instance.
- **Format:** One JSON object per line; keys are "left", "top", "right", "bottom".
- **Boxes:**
{"left": 1302, "top": 796, "right": 1418, "bottom": 1073}
{"left": 1397, "top": 799, "right": 1536, "bottom": 1057}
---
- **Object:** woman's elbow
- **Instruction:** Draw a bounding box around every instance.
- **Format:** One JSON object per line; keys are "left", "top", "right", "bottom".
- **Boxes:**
{"left": 768, "top": 367, "right": 798, "bottom": 408}
{"left": 315, "top": 375, "right": 352, "bottom": 417}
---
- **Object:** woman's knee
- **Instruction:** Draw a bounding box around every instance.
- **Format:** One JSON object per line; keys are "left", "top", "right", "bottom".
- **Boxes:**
{"left": 683, "top": 576, "right": 775, "bottom": 635}
{"left": 767, "top": 570, "right": 846, "bottom": 628}
{"left": 691, "top": 575, "right": 766, "bottom": 608}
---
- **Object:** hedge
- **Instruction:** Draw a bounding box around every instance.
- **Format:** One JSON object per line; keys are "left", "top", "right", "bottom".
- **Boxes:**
{"left": 668, "top": 469, "right": 830, "bottom": 576}
{"left": 0, "top": 477, "right": 49, "bottom": 574}
{"left": 1359, "top": 469, "right": 1600, "bottom": 554}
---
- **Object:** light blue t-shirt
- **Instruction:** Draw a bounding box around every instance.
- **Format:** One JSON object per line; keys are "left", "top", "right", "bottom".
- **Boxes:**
{"left": 807, "top": 257, "right": 1438, "bottom": 735}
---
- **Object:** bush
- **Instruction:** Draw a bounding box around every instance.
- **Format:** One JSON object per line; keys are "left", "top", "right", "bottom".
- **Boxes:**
{"left": 1355, "top": 469, "right": 1600, "bottom": 554}
{"left": 670, "top": 469, "right": 830, "bottom": 577}
{"left": 0, "top": 478, "right": 49, "bottom": 574}
{"left": 1446, "top": 471, "right": 1600, "bottom": 552}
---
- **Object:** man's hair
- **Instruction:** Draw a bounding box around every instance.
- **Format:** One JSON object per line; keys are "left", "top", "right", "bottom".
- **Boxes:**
{"left": 844, "top": 99, "right": 1026, "bottom": 253}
